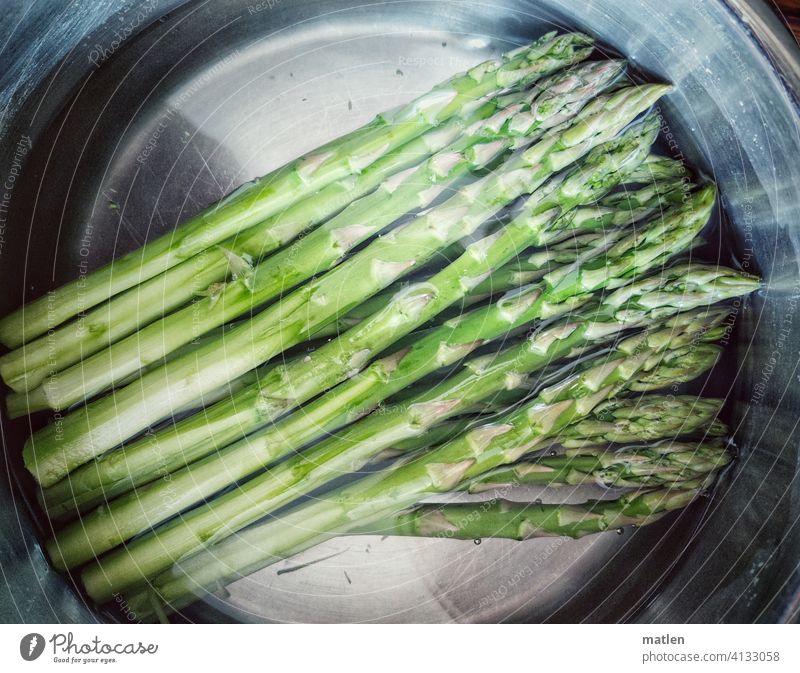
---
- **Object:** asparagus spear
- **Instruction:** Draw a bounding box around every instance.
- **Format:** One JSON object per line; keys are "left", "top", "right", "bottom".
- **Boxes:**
{"left": 389, "top": 396, "right": 728, "bottom": 460}
{"left": 469, "top": 436, "right": 731, "bottom": 492}
{"left": 25, "top": 83, "right": 669, "bottom": 489}
{"left": 385, "top": 484, "right": 717, "bottom": 541}
{"left": 112, "top": 328, "right": 721, "bottom": 612}
{"left": 555, "top": 395, "right": 728, "bottom": 448}
{"left": 72, "top": 301, "right": 727, "bottom": 595}
{"left": 129, "top": 474, "right": 723, "bottom": 620}
{"left": 41, "top": 114, "right": 665, "bottom": 521}
{"left": 13, "top": 61, "right": 625, "bottom": 407}
{"left": 385, "top": 389, "right": 728, "bottom": 443}
{"left": 627, "top": 154, "right": 689, "bottom": 183}
{"left": 371, "top": 418, "right": 479, "bottom": 460}
{"left": 0, "top": 33, "right": 595, "bottom": 350}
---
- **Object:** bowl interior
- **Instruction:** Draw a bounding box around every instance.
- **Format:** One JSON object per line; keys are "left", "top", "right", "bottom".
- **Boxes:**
{"left": 1, "top": 0, "right": 798, "bottom": 623}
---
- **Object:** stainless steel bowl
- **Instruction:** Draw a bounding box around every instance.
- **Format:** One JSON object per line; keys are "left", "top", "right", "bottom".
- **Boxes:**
{"left": 1, "top": 0, "right": 798, "bottom": 623}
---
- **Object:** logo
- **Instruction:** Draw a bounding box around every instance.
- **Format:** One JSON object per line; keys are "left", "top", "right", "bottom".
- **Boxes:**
{"left": 20, "top": 633, "right": 45, "bottom": 661}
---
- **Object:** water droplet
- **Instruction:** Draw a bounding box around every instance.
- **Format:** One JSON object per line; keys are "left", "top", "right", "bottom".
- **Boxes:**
{"left": 473, "top": 538, "right": 482, "bottom": 545}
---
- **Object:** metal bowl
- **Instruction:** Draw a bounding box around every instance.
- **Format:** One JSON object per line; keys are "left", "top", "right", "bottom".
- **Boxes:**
{"left": 1, "top": 0, "right": 798, "bottom": 623}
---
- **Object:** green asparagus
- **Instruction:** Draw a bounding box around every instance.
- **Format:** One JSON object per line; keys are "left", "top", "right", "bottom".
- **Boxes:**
{"left": 626, "top": 154, "right": 689, "bottom": 183}
{"left": 385, "top": 485, "right": 716, "bottom": 541}
{"left": 555, "top": 395, "right": 728, "bottom": 448}
{"left": 469, "top": 436, "right": 731, "bottom": 492}
{"left": 469, "top": 412, "right": 729, "bottom": 493}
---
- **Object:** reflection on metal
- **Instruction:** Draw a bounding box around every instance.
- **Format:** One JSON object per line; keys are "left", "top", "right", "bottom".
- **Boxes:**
{"left": 0, "top": 0, "right": 798, "bottom": 623}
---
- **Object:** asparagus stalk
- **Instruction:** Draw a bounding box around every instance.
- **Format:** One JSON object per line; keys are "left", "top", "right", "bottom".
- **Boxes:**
{"left": 15, "top": 61, "right": 625, "bottom": 408}
{"left": 385, "top": 485, "right": 716, "bottom": 541}
{"left": 627, "top": 154, "right": 689, "bottom": 183}
{"left": 371, "top": 417, "right": 479, "bottom": 460}
{"left": 469, "top": 436, "right": 731, "bottom": 492}
{"left": 1, "top": 32, "right": 595, "bottom": 350}
{"left": 555, "top": 395, "right": 728, "bottom": 448}
{"left": 113, "top": 327, "right": 722, "bottom": 612}
{"left": 386, "top": 389, "right": 728, "bottom": 446}
{"left": 389, "top": 396, "right": 728, "bottom": 461}
{"left": 72, "top": 300, "right": 728, "bottom": 594}
{"left": 41, "top": 114, "right": 665, "bottom": 521}
{"left": 26, "top": 83, "right": 669, "bottom": 489}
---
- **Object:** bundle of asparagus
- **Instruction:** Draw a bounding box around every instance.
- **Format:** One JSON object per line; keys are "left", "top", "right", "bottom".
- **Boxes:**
{"left": 0, "top": 32, "right": 759, "bottom": 621}
{"left": 120, "top": 340, "right": 731, "bottom": 617}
